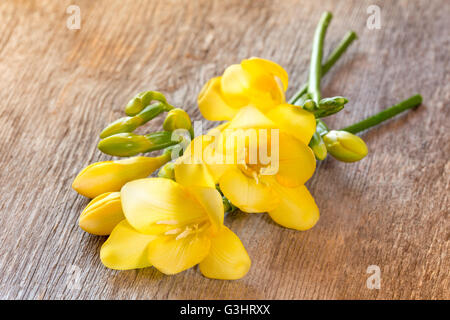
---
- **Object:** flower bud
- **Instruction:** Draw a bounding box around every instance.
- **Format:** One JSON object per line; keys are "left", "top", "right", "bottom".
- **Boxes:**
{"left": 125, "top": 97, "right": 145, "bottom": 117}
{"left": 309, "top": 132, "right": 327, "bottom": 160}
{"left": 293, "top": 93, "right": 312, "bottom": 107}
{"left": 222, "top": 196, "right": 237, "bottom": 213}
{"left": 79, "top": 192, "right": 124, "bottom": 235}
{"left": 323, "top": 130, "right": 368, "bottom": 162}
{"left": 303, "top": 99, "right": 318, "bottom": 112}
{"left": 72, "top": 155, "right": 170, "bottom": 198}
{"left": 313, "top": 96, "right": 348, "bottom": 118}
{"left": 98, "top": 133, "right": 153, "bottom": 157}
{"left": 125, "top": 91, "right": 168, "bottom": 116}
{"left": 99, "top": 132, "right": 178, "bottom": 157}
{"left": 99, "top": 116, "right": 141, "bottom": 139}
{"left": 157, "top": 162, "right": 175, "bottom": 180}
{"left": 315, "top": 119, "right": 329, "bottom": 135}
{"left": 319, "top": 96, "right": 348, "bottom": 107}
{"left": 163, "top": 108, "right": 192, "bottom": 132}
{"left": 100, "top": 103, "right": 166, "bottom": 139}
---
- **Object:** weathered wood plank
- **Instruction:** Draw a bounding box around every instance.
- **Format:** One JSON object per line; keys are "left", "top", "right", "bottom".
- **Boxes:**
{"left": 0, "top": 0, "right": 448, "bottom": 299}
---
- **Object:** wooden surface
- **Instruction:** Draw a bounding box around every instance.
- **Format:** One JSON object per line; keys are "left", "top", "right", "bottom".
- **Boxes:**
{"left": 0, "top": 0, "right": 448, "bottom": 300}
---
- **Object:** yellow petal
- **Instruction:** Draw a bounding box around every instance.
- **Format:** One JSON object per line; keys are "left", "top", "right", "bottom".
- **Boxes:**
{"left": 201, "top": 132, "right": 234, "bottom": 183}
{"left": 147, "top": 231, "right": 211, "bottom": 275}
{"left": 219, "top": 167, "right": 279, "bottom": 213}
{"left": 187, "top": 186, "right": 224, "bottom": 233}
{"left": 174, "top": 135, "right": 217, "bottom": 188}
{"left": 174, "top": 162, "right": 216, "bottom": 188}
{"left": 266, "top": 103, "right": 316, "bottom": 145}
{"left": 174, "top": 137, "right": 212, "bottom": 185}
{"left": 72, "top": 155, "right": 169, "bottom": 198}
{"left": 241, "top": 57, "right": 288, "bottom": 91}
{"left": 204, "top": 161, "right": 233, "bottom": 183}
{"left": 199, "top": 226, "right": 251, "bottom": 280}
{"left": 100, "top": 220, "right": 156, "bottom": 270}
{"left": 79, "top": 192, "right": 124, "bottom": 235}
{"left": 207, "top": 122, "right": 229, "bottom": 135}
{"left": 220, "top": 64, "right": 251, "bottom": 107}
{"left": 227, "top": 106, "right": 277, "bottom": 130}
{"left": 239, "top": 58, "right": 286, "bottom": 110}
{"left": 198, "top": 77, "right": 239, "bottom": 121}
{"left": 268, "top": 184, "right": 319, "bottom": 231}
{"left": 275, "top": 133, "right": 316, "bottom": 187}
{"left": 177, "top": 134, "right": 232, "bottom": 185}
{"left": 121, "top": 178, "right": 206, "bottom": 234}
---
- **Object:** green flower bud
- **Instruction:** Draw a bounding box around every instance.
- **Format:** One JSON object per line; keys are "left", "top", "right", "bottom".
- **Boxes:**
{"left": 323, "top": 130, "right": 368, "bottom": 162}
{"left": 316, "top": 119, "right": 329, "bottom": 136}
{"left": 98, "top": 132, "right": 177, "bottom": 157}
{"left": 319, "top": 96, "right": 348, "bottom": 107}
{"left": 295, "top": 96, "right": 347, "bottom": 118}
{"left": 222, "top": 196, "right": 237, "bottom": 214}
{"left": 125, "top": 91, "right": 169, "bottom": 116}
{"left": 98, "top": 133, "right": 153, "bottom": 157}
{"left": 293, "top": 93, "right": 312, "bottom": 107}
{"left": 163, "top": 108, "right": 192, "bottom": 132}
{"left": 309, "top": 131, "right": 327, "bottom": 160}
{"left": 125, "top": 97, "right": 145, "bottom": 117}
{"left": 99, "top": 116, "right": 142, "bottom": 139}
{"left": 157, "top": 162, "right": 175, "bottom": 180}
{"left": 303, "top": 99, "right": 318, "bottom": 112}
{"left": 100, "top": 103, "right": 167, "bottom": 139}
{"left": 313, "top": 96, "right": 348, "bottom": 118}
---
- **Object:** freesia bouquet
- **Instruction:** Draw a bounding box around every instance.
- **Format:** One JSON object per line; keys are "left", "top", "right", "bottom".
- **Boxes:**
{"left": 72, "top": 12, "right": 421, "bottom": 280}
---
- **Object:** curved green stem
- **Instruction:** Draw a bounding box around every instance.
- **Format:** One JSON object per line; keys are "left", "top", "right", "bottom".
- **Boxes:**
{"left": 308, "top": 12, "right": 333, "bottom": 104}
{"left": 342, "top": 94, "right": 423, "bottom": 134}
{"left": 289, "top": 30, "right": 357, "bottom": 104}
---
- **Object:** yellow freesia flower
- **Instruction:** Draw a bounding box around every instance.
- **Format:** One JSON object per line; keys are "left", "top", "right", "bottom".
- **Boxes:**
{"left": 198, "top": 57, "right": 316, "bottom": 148}
{"left": 100, "top": 176, "right": 251, "bottom": 279}
{"left": 175, "top": 106, "right": 320, "bottom": 231}
{"left": 72, "top": 154, "right": 170, "bottom": 198}
{"left": 198, "top": 57, "right": 291, "bottom": 121}
{"left": 79, "top": 192, "right": 124, "bottom": 235}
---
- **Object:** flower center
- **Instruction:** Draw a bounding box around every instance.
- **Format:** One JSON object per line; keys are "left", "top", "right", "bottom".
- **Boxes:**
{"left": 161, "top": 221, "right": 210, "bottom": 240}
{"left": 239, "top": 163, "right": 261, "bottom": 182}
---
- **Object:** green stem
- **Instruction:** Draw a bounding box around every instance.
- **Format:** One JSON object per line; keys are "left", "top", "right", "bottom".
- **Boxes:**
{"left": 322, "top": 31, "right": 357, "bottom": 75}
{"left": 341, "top": 94, "right": 423, "bottom": 134}
{"left": 308, "top": 12, "right": 333, "bottom": 103}
{"left": 289, "top": 31, "right": 357, "bottom": 104}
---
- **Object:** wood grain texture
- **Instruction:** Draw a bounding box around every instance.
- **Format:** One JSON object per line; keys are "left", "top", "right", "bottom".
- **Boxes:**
{"left": 0, "top": 0, "right": 448, "bottom": 300}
